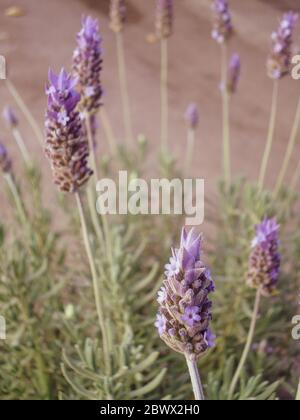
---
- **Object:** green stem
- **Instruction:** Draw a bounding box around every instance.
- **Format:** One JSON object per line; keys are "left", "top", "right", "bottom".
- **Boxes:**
{"left": 221, "top": 44, "right": 231, "bottom": 189}
{"left": 75, "top": 192, "right": 111, "bottom": 375}
{"left": 116, "top": 31, "right": 133, "bottom": 147}
{"left": 6, "top": 79, "right": 44, "bottom": 146}
{"left": 160, "top": 38, "right": 168, "bottom": 153}
{"left": 12, "top": 127, "right": 32, "bottom": 169}
{"left": 84, "top": 112, "right": 114, "bottom": 285}
{"left": 184, "top": 128, "right": 195, "bottom": 176}
{"left": 228, "top": 289, "right": 261, "bottom": 400}
{"left": 99, "top": 107, "right": 118, "bottom": 155}
{"left": 84, "top": 113, "right": 99, "bottom": 182}
{"left": 4, "top": 173, "right": 28, "bottom": 226}
{"left": 87, "top": 186, "right": 105, "bottom": 253}
{"left": 185, "top": 355, "right": 205, "bottom": 400}
{"left": 258, "top": 81, "right": 279, "bottom": 192}
{"left": 274, "top": 96, "right": 300, "bottom": 196}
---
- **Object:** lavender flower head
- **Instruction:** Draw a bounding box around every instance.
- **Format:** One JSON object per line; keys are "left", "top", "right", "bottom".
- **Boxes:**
{"left": 0, "top": 143, "right": 12, "bottom": 174}
{"left": 3, "top": 106, "right": 18, "bottom": 128}
{"left": 211, "top": 0, "right": 233, "bottom": 44}
{"left": 110, "top": 0, "right": 126, "bottom": 33}
{"left": 45, "top": 68, "right": 93, "bottom": 193}
{"left": 155, "top": 228, "right": 215, "bottom": 361}
{"left": 72, "top": 16, "right": 103, "bottom": 115}
{"left": 184, "top": 103, "right": 199, "bottom": 129}
{"left": 267, "top": 11, "right": 298, "bottom": 80}
{"left": 227, "top": 53, "right": 241, "bottom": 93}
{"left": 247, "top": 218, "right": 281, "bottom": 297}
{"left": 156, "top": 0, "right": 173, "bottom": 40}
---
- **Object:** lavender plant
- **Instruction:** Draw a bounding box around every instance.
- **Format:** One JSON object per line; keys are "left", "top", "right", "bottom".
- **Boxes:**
{"left": 155, "top": 228, "right": 215, "bottom": 400}
{"left": 228, "top": 218, "right": 280, "bottom": 399}
{"left": 1, "top": 2, "right": 300, "bottom": 402}
{"left": 109, "top": 0, "right": 134, "bottom": 147}
{"left": 211, "top": 0, "right": 234, "bottom": 189}
{"left": 156, "top": 0, "right": 173, "bottom": 153}
{"left": 184, "top": 103, "right": 199, "bottom": 176}
{"left": 259, "top": 12, "right": 298, "bottom": 191}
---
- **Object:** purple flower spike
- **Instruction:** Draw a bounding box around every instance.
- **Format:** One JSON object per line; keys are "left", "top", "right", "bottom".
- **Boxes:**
{"left": 156, "top": 0, "right": 173, "bottom": 39}
{"left": 73, "top": 16, "right": 103, "bottom": 115}
{"left": 110, "top": 0, "right": 126, "bottom": 33}
{"left": 0, "top": 143, "right": 12, "bottom": 174}
{"left": 3, "top": 106, "right": 18, "bottom": 128}
{"left": 227, "top": 53, "right": 241, "bottom": 94}
{"left": 211, "top": 0, "right": 233, "bottom": 44}
{"left": 45, "top": 68, "right": 93, "bottom": 193}
{"left": 267, "top": 11, "right": 298, "bottom": 79}
{"left": 247, "top": 218, "right": 281, "bottom": 297}
{"left": 184, "top": 103, "right": 199, "bottom": 129}
{"left": 156, "top": 227, "right": 215, "bottom": 361}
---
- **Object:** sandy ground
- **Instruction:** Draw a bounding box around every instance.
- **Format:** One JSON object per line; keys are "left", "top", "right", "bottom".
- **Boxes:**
{"left": 0, "top": 0, "right": 300, "bottom": 223}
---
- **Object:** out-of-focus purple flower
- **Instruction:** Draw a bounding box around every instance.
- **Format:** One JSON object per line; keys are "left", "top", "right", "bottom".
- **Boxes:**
{"left": 0, "top": 143, "right": 12, "bottom": 173}
{"left": 267, "top": 11, "right": 298, "bottom": 79}
{"left": 110, "top": 0, "right": 126, "bottom": 33}
{"left": 2, "top": 106, "right": 18, "bottom": 128}
{"left": 156, "top": 0, "right": 173, "bottom": 39}
{"left": 45, "top": 68, "right": 93, "bottom": 193}
{"left": 72, "top": 16, "right": 103, "bottom": 115}
{"left": 184, "top": 103, "right": 199, "bottom": 129}
{"left": 211, "top": 0, "right": 233, "bottom": 44}
{"left": 156, "top": 227, "right": 215, "bottom": 361}
{"left": 227, "top": 53, "right": 241, "bottom": 93}
{"left": 204, "top": 329, "right": 216, "bottom": 348}
{"left": 247, "top": 218, "right": 281, "bottom": 297}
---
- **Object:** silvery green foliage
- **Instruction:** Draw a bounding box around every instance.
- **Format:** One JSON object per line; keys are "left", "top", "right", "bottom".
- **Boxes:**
{"left": 206, "top": 356, "right": 279, "bottom": 400}
{"left": 61, "top": 223, "right": 166, "bottom": 400}
{"left": 0, "top": 168, "right": 69, "bottom": 399}
{"left": 206, "top": 179, "right": 299, "bottom": 399}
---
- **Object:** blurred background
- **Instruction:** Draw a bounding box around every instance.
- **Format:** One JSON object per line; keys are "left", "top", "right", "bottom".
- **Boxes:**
{"left": 0, "top": 0, "right": 300, "bottom": 210}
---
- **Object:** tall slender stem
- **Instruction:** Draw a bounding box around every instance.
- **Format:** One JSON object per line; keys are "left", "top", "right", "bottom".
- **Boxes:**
{"left": 274, "top": 96, "right": 300, "bottom": 195}
{"left": 84, "top": 112, "right": 114, "bottom": 279}
{"left": 291, "top": 159, "right": 300, "bottom": 191}
{"left": 184, "top": 128, "right": 195, "bottom": 176}
{"left": 12, "top": 127, "right": 32, "bottom": 169}
{"left": 228, "top": 289, "right": 261, "bottom": 400}
{"left": 160, "top": 38, "right": 168, "bottom": 153}
{"left": 6, "top": 79, "right": 44, "bottom": 146}
{"left": 84, "top": 113, "right": 99, "bottom": 182}
{"left": 99, "top": 107, "right": 118, "bottom": 155}
{"left": 4, "top": 173, "right": 28, "bottom": 226}
{"left": 75, "top": 192, "right": 111, "bottom": 374}
{"left": 116, "top": 31, "right": 133, "bottom": 147}
{"left": 185, "top": 355, "right": 205, "bottom": 400}
{"left": 258, "top": 81, "right": 279, "bottom": 192}
{"left": 221, "top": 44, "right": 231, "bottom": 189}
